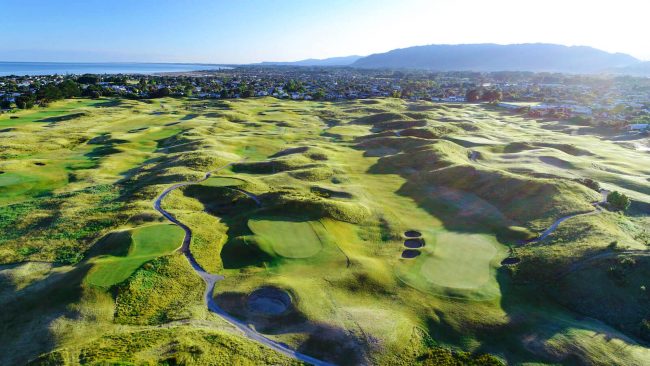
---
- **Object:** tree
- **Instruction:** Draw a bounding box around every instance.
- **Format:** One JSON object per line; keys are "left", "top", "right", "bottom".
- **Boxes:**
{"left": 312, "top": 89, "right": 326, "bottom": 100}
{"left": 481, "top": 89, "right": 503, "bottom": 103}
{"left": 58, "top": 79, "right": 81, "bottom": 98}
{"left": 82, "top": 85, "right": 102, "bottom": 99}
{"left": 607, "top": 191, "right": 631, "bottom": 211}
{"left": 77, "top": 74, "right": 99, "bottom": 85}
{"left": 0, "top": 100, "right": 11, "bottom": 110}
{"left": 149, "top": 87, "right": 170, "bottom": 98}
{"left": 284, "top": 79, "right": 303, "bottom": 93}
{"left": 14, "top": 95, "right": 35, "bottom": 109}
{"left": 466, "top": 89, "right": 481, "bottom": 102}
{"left": 37, "top": 84, "right": 64, "bottom": 102}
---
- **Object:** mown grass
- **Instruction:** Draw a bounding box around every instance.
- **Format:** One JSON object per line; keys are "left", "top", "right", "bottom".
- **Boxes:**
{"left": 248, "top": 217, "right": 324, "bottom": 259}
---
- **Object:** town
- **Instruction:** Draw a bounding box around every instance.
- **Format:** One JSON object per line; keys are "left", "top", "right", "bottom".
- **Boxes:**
{"left": 1, "top": 66, "right": 649, "bottom": 132}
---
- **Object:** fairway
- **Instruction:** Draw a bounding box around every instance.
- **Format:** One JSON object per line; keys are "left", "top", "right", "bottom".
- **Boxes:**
{"left": 86, "top": 224, "right": 185, "bottom": 287}
{"left": 248, "top": 218, "right": 324, "bottom": 259}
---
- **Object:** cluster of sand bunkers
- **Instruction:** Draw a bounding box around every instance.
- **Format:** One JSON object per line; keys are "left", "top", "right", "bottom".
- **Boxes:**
{"left": 401, "top": 230, "right": 424, "bottom": 258}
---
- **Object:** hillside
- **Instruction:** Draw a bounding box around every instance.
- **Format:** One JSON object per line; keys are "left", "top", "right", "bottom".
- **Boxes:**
{"left": 352, "top": 43, "right": 639, "bottom": 73}
{"left": 257, "top": 55, "right": 362, "bottom": 67}
{"left": 613, "top": 61, "right": 650, "bottom": 76}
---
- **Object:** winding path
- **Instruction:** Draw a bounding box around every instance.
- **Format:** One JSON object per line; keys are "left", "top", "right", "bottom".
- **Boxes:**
{"left": 153, "top": 163, "right": 334, "bottom": 366}
{"left": 528, "top": 190, "right": 608, "bottom": 243}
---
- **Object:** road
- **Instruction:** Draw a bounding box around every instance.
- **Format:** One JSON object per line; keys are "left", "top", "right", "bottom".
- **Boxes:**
{"left": 153, "top": 162, "right": 334, "bottom": 366}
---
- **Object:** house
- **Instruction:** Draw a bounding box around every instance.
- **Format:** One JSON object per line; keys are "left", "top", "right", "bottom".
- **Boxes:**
{"left": 628, "top": 123, "right": 649, "bottom": 131}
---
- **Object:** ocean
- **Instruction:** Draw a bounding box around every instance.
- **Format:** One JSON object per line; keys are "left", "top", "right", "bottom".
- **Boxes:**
{"left": 0, "top": 62, "right": 229, "bottom": 76}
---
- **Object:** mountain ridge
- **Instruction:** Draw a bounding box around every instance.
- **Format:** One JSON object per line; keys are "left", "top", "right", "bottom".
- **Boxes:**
{"left": 351, "top": 43, "right": 639, "bottom": 73}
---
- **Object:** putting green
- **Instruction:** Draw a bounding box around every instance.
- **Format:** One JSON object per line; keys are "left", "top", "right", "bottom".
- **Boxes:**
{"left": 396, "top": 232, "right": 505, "bottom": 300}
{"left": 86, "top": 224, "right": 185, "bottom": 287}
{"left": 201, "top": 176, "right": 246, "bottom": 187}
{"left": 248, "top": 218, "right": 324, "bottom": 259}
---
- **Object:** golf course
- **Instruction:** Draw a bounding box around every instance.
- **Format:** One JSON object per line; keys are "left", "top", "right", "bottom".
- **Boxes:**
{"left": 1, "top": 96, "right": 649, "bottom": 365}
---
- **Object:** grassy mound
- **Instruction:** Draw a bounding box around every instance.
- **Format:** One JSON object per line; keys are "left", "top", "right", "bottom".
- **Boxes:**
{"left": 288, "top": 165, "right": 334, "bottom": 181}
{"left": 232, "top": 155, "right": 312, "bottom": 174}
{"left": 261, "top": 190, "right": 370, "bottom": 224}
{"left": 352, "top": 112, "right": 411, "bottom": 125}
{"left": 114, "top": 254, "right": 205, "bottom": 325}
{"left": 535, "top": 142, "right": 594, "bottom": 156}
{"left": 372, "top": 119, "right": 427, "bottom": 132}
{"left": 548, "top": 254, "right": 650, "bottom": 341}
{"left": 30, "top": 327, "right": 299, "bottom": 365}
{"left": 420, "top": 165, "right": 597, "bottom": 224}
{"left": 369, "top": 139, "right": 468, "bottom": 173}
{"left": 270, "top": 146, "right": 330, "bottom": 161}
{"left": 310, "top": 186, "right": 353, "bottom": 199}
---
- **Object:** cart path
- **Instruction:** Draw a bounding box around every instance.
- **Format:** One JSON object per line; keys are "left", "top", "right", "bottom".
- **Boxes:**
{"left": 153, "top": 162, "right": 334, "bottom": 366}
{"left": 528, "top": 190, "right": 609, "bottom": 243}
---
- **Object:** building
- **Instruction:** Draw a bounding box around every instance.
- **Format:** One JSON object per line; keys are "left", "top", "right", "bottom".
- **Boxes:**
{"left": 628, "top": 123, "right": 649, "bottom": 131}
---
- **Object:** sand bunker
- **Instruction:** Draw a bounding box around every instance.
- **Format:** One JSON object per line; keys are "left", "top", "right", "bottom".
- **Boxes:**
{"left": 401, "top": 249, "right": 421, "bottom": 259}
{"left": 501, "top": 257, "right": 521, "bottom": 266}
{"left": 404, "top": 238, "right": 425, "bottom": 249}
{"left": 404, "top": 230, "right": 421, "bottom": 238}
{"left": 247, "top": 287, "right": 292, "bottom": 316}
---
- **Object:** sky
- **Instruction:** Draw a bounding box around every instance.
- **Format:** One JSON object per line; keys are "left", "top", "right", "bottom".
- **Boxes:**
{"left": 1, "top": 0, "right": 649, "bottom": 63}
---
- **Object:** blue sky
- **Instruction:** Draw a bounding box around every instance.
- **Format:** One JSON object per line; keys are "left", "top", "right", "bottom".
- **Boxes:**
{"left": 1, "top": 0, "right": 648, "bottom": 63}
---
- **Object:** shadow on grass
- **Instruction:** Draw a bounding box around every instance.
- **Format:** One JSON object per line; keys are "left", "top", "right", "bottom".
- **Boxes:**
{"left": 215, "top": 290, "right": 366, "bottom": 366}
{"left": 0, "top": 262, "right": 92, "bottom": 365}
{"left": 37, "top": 112, "right": 87, "bottom": 124}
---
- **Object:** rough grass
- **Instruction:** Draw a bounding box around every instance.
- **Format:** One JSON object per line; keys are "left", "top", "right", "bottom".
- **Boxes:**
{"left": 30, "top": 327, "right": 301, "bottom": 365}
{"left": 114, "top": 254, "right": 206, "bottom": 325}
{"left": 2, "top": 97, "right": 650, "bottom": 366}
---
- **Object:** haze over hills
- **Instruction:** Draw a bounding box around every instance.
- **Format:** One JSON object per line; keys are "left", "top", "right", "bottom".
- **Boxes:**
{"left": 256, "top": 55, "right": 362, "bottom": 67}
{"left": 351, "top": 43, "right": 640, "bottom": 73}
{"left": 613, "top": 61, "right": 650, "bottom": 76}
{"left": 256, "top": 43, "right": 648, "bottom": 75}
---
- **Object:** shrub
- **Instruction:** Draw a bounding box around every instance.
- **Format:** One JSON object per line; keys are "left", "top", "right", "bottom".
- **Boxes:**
{"left": 607, "top": 191, "right": 631, "bottom": 211}
{"left": 576, "top": 178, "right": 600, "bottom": 192}
{"left": 419, "top": 347, "right": 505, "bottom": 366}
{"left": 17, "top": 246, "right": 40, "bottom": 257}
{"left": 54, "top": 246, "right": 83, "bottom": 265}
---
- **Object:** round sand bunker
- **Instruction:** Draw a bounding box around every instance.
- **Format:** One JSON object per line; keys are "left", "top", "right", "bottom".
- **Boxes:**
{"left": 404, "top": 230, "right": 421, "bottom": 238}
{"left": 501, "top": 257, "right": 521, "bottom": 266}
{"left": 404, "top": 238, "right": 425, "bottom": 248}
{"left": 247, "top": 287, "right": 292, "bottom": 316}
{"left": 401, "top": 249, "right": 421, "bottom": 259}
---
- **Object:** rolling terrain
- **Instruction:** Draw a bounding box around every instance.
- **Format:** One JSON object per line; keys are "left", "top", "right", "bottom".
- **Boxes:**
{"left": 0, "top": 97, "right": 649, "bottom": 365}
